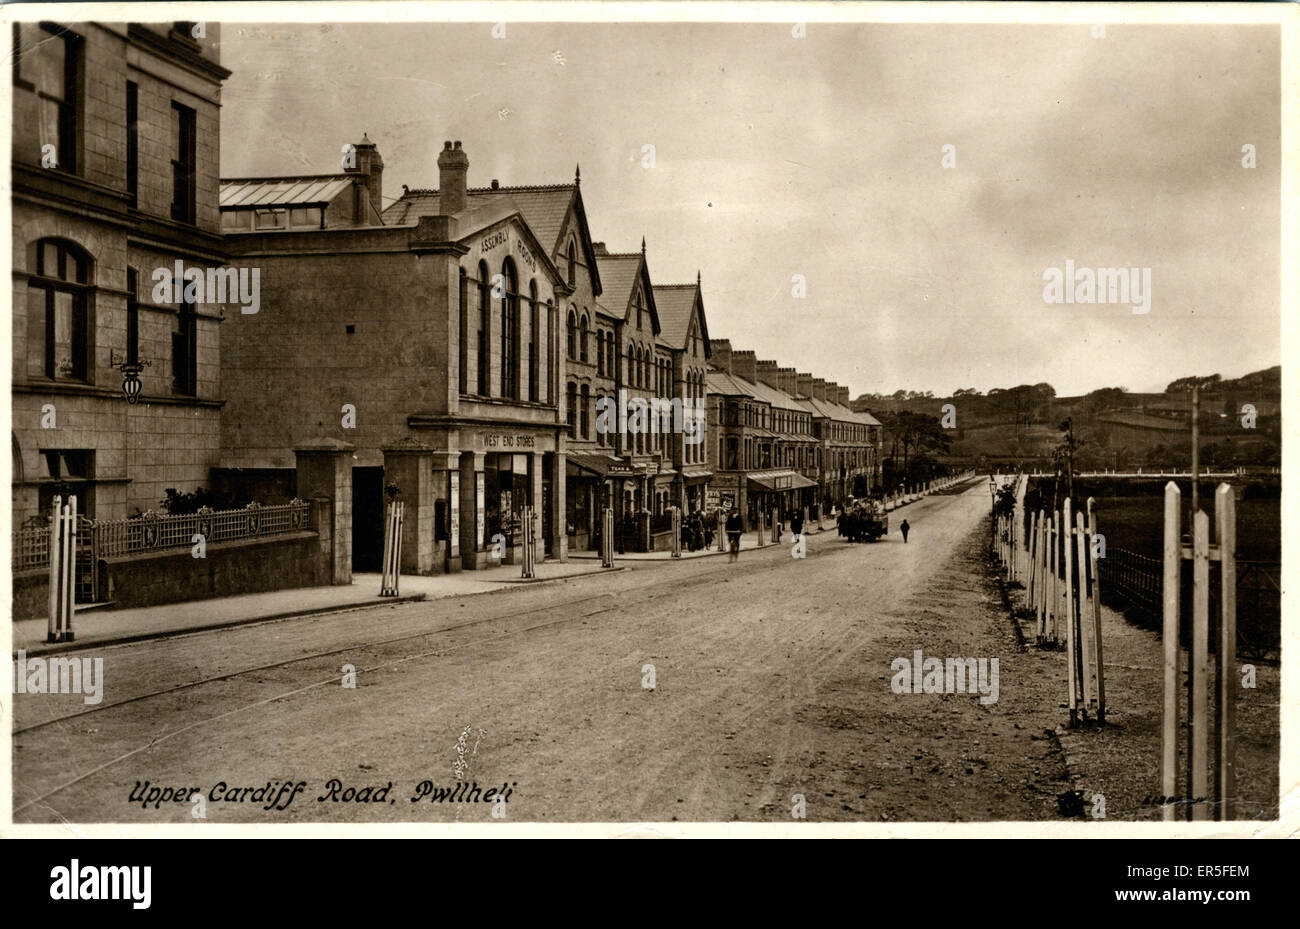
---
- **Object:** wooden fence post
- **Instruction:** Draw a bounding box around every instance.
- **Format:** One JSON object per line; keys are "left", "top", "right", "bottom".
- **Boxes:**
{"left": 1215, "top": 483, "right": 1236, "bottom": 820}
{"left": 1075, "top": 508, "right": 1093, "bottom": 715}
{"left": 1189, "top": 510, "right": 1211, "bottom": 821}
{"left": 1063, "top": 498, "right": 1079, "bottom": 726}
{"left": 1087, "top": 497, "right": 1106, "bottom": 725}
{"left": 1161, "top": 482, "right": 1182, "bottom": 821}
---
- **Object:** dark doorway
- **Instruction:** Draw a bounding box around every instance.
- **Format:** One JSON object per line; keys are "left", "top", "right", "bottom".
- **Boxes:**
{"left": 352, "top": 466, "right": 384, "bottom": 572}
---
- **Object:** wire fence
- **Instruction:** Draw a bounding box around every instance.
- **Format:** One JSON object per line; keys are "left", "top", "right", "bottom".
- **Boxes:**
{"left": 1099, "top": 546, "right": 1279, "bottom": 663}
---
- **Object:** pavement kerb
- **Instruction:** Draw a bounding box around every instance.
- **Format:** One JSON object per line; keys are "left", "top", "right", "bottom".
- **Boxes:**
{"left": 16, "top": 565, "right": 635, "bottom": 658}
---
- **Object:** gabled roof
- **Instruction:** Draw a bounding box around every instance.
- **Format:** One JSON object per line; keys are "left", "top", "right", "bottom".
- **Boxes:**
{"left": 220, "top": 175, "right": 354, "bottom": 209}
{"left": 382, "top": 178, "right": 602, "bottom": 295}
{"left": 452, "top": 197, "right": 563, "bottom": 284}
{"left": 596, "top": 250, "right": 659, "bottom": 336}
{"left": 652, "top": 280, "right": 710, "bottom": 356}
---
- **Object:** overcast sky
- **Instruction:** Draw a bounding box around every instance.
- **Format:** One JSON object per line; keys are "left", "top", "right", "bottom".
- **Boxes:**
{"left": 217, "top": 21, "right": 1280, "bottom": 399}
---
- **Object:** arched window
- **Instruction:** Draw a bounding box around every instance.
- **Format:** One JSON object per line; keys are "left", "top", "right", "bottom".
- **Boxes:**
{"left": 476, "top": 261, "right": 490, "bottom": 395}
{"left": 26, "top": 239, "right": 92, "bottom": 382}
{"left": 628, "top": 346, "right": 636, "bottom": 387}
{"left": 567, "top": 382, "right": 578, "bottom": 438}
{"left": 528, "top": 280, "right": 539, "bottom": 401}
{"left": 458, "top": 267, "right": 468, "bottom": 393}
{"left": 596, "top": 331, "right": 605, "bottom": 376}
{"left": 500, "top": 258, "right": 519, "bottom": 399}
{"left": 567, "top": 241, "right": 576, "bottom": 287}
{"left": 579, "top": 314, "right": 589, "bottom": 364}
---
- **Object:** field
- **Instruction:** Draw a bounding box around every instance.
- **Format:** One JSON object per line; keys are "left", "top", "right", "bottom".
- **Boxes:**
{"left": 1025, "top": 477, "right": 1280, "bottom": 661}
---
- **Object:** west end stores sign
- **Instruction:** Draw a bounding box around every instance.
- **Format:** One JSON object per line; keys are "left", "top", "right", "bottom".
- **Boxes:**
{"left": 480, "top": 227, "right": 538, "bottom": 274}
{"left": 485, "top": 433, "right": 536, "bottom": 449}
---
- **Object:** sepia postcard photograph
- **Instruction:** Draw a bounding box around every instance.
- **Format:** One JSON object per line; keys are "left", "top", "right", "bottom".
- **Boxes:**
{"left": 2, "top": 0, "right": 1294, "bottom": 849}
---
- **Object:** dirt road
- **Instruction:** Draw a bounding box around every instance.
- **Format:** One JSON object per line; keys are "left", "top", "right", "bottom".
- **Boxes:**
{"left": 14, "top": 484, "right": 1070, "bottom": 823}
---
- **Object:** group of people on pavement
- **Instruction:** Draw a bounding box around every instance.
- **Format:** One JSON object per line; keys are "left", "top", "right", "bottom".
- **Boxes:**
{"left": 679, "top": 509, "right": 716, "bottom": 552}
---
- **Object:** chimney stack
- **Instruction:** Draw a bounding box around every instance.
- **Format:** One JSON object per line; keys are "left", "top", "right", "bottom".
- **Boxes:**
{"left": 592, "top": 242, "right": 609, "bottom": 257}
{"left": 812, "top": 378, "right": 829, "bottom": 401}
{"left": 437, "top": 140, "right": 469, "bottom": 215}
{"left": 837, "top": 386, "right": 851, "bottom": 406}
{"left": 345, "top": 134, "right": 383, "bottom": 223}
{"left": 709, "top": 339, "right": 733, "bottom": 374}
{"left": 796, "top": 373, "right": 816, "bottom": 399}
{"left": 755, "top": 359, "right": 780, "bottom": 389}
{"left": 776, "top": 367, "right": 798, "bottom": 396}
{"left": 731, "top": 350, "right": 757, "bottom": 384}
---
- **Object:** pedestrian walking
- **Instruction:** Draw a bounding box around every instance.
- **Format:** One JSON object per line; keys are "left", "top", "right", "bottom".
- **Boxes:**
{"left": 725, "top": 508, "right": 743, "bottom": 562}
{"left": 900, "top": 518, "right": 910, "bottom": 543}
{"left": 790, "top": 508, "right": 804, "bottom": 537}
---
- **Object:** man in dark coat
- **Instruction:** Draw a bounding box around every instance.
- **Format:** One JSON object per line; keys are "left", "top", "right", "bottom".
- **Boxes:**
{"left": 791, "top": 509, "right": 804, "bottom": 537}
{"left": 900, "top": 518, "right": 910, "bottom": 543}
{"left": 725, "top": 508, "right": 743, "bottom": 561}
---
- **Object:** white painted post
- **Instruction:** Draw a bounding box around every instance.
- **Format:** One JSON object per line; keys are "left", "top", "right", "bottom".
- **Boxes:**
{"left": 1161, "top": 482, "right": 1181, "bottom": 821}
{"left": 1190, "top": 510, "right": 1210, "bottom": 821}
{"left": 47, "top": 495, "right": 61, "bottom": 642}
{"left": 1087, "top": 497, "right": 1106, "bottom": 725}
{"left": 1215, "top": 483, "right": 1236, "bottom": 821}
{"left": 1075, "top": 509, "right": 1093, "bottom": 713}
{"left": 1063, "top": 498, "right": 1078, "bottom": 725}
{"left": 521, "top": 506, "right": 536, "bottom": 578}
{"left": 602, "top": 507, "right": 615, "bottom": 567}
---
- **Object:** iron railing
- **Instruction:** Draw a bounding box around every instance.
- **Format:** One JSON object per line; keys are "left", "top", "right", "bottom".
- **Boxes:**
{"left": 94, "top": 502, "right": 311, "bottom": 558}
{"left": 13, "top": 525, "right": 51, "bottom": 571}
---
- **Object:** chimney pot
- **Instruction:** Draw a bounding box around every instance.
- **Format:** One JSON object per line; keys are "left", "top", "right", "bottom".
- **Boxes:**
{"left": 437, "top": 138, "right": 470, "bottom": 215}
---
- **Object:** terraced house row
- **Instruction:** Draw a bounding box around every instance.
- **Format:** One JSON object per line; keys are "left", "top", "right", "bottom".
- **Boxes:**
{"left": 10, "top": 19, "right": 882, "bottom": 618}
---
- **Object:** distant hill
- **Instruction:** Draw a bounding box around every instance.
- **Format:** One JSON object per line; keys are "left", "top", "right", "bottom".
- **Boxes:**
{"left": 855, "top": 366, "right": 1280, "bottom": 470}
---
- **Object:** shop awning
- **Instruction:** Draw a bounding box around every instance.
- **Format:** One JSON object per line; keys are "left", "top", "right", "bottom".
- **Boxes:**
{"left": 747, "top": 469, "right": 818, "bottom": 492}
{"left": 681, "top": 466, "right": 713, "bottom": 483}
{"left": 566, "top": 452, "right": 623, "bottom": 477}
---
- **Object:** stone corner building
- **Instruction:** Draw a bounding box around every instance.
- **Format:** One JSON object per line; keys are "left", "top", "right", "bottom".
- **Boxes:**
{"left": 11, "top": 20, "right": 229, "bottom": 524}
{"left": 218, "top": 138, "right": 571, "bottom": 574}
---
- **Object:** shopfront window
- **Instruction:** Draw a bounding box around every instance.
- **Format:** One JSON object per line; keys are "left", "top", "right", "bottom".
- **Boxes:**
{"left": 483, "top": 452, "right": 532, "bottom": 543}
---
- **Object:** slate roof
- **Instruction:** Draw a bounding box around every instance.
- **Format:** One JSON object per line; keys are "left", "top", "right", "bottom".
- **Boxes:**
{"left": 595, "top": 253, "right": 658, "bottom": 334}
{"left": 652, "top": 285, "right": 697, "bottom": 350}
{"left": 383, "top": 181, "right": 600, "bottom": 295}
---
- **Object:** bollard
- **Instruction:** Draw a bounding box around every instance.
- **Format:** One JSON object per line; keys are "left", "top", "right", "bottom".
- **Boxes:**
{"left": 380, "top": 500, "right": 405, "bottom": 596}
{"left": 671, "top": 506, "right": 682, "bottom": 558}
{"left": 520, "top": 506, "right": 536, "bottom": 579}
{"left": 602, "top": 506, "right": 615, "bottom": 568}
{"left": 756, "top": 509, "right": 765, "bottom": 547}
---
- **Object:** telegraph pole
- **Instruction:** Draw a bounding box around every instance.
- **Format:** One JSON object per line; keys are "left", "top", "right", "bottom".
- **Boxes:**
{"left": 1191, "top": 385, "right": 1200, "bottom": 515}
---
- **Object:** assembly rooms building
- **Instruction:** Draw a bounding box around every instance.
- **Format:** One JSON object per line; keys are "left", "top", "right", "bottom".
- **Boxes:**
{"left": 218, "top": 139, "right": 572, "bottom": 572}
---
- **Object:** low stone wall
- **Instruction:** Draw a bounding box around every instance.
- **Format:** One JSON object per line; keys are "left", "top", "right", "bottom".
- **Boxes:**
{"left": 103, "top": 531, "right": 323, "bottom": 610}
{"left": 10, "top": 530, "right": 327, "bottom": 620}
{"left": 13, "top": 569, "right": 48, "bottom": 621}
